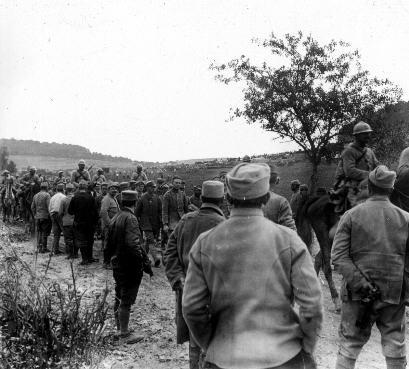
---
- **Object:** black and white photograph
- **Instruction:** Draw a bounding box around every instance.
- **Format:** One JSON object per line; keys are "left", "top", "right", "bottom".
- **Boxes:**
{"left": 1, "top": 1, "right": 409, "bottom": 368}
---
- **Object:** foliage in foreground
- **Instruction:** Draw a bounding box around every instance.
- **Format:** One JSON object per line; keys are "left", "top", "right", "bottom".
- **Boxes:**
{"left": 0, "top": 235, "right": 110, "bottom": 368}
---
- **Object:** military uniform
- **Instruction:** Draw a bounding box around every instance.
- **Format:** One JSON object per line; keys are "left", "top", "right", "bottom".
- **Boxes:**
{"left": 100, "top": 193, "right": 120, "bottom": 264}
{"left": 59, "top": 189, "right": 77, "bottom": 258}
{"left": 71, "top": 169, "right": 91, "bottom": 187}
{"left": 48, "top": 189, "right": 66, "bottom": 254}
{"left": 263, "top": 191, "right": 296, "bottom": 230}
{"left": 332, "top": 166, "right": 409, "bottom": 369}
{"left": 31, "top": 189, "right": 51, "bottom": 252}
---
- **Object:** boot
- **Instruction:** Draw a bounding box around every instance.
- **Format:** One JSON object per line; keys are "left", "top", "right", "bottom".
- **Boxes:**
{"left": 189, "top": 344, "right": 201, "bottom": 369}
{"left": 42, "top": 234, "right": 50, "bottom": 253}
{"left": 335, "top": 354, "right": 356, "bottom": 369}
{"left": 119, "top": 305, "right": 144, "bottom": 344}
{"left": 386, "top": 357, "right": 407, "bottom": 369}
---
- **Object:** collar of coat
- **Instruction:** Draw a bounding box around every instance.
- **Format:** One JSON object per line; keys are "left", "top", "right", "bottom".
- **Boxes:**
{"left": 122, "top": 206, "right": 135, "bottom": 215}
{"left": 230, "top": 207, "right": 264, "bottom": 217}
{"left": 367, "top": 195, "right": 390, "bottom": 202}
{"left": 200, "top": 202, "right": 225, "bottom": 217}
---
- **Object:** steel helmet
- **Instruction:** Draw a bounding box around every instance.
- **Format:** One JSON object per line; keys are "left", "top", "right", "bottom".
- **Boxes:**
{"left": 78, "top": 159, "right": 86, "bottom": 165}
{"left": 242, "top": 155, "right": 251, "bottom": 163}
{"left": 353, "top": 121, "right": 373, "bottom": 135}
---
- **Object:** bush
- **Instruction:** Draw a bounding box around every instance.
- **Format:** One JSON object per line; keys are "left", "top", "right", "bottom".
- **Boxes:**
{"left": 0, "top": 234, "right": 110, "bottom": 368}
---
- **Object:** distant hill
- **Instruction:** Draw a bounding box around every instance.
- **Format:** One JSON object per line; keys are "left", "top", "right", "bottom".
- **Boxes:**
{"left": 0, "top": 138, "right": 133, "bottom": 163}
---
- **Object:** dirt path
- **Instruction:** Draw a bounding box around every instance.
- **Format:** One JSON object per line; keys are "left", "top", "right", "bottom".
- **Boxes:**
{"left": 3, "top": 225, "right": 408, "bottom": 369}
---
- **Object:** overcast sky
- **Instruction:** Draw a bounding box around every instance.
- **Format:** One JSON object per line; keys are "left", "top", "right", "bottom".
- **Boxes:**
{"left": 1, "top": 0, "right": 409, "bottom": 162}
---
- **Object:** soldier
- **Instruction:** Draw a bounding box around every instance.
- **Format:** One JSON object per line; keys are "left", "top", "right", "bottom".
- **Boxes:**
{"left": 92, "top": 168, "right": 107, "bottom": 186}
{"left": 242, "top": 154, "right": 251, "bottom": 163}
{"left": 129, "top": 180, "right": 137, "bottom": 191}
{"left": 165, "top": 181, "right": 225, "bottom": 369}
{"left": 289, "top": 179, "right": 301, "bottom": 218}
{"left": 162, "top": 176, "right": 189, "bottom": 253}
{"left": 105, "top": 190, "right": 153, "bottom": 344}
{"left": 183, "top": 163, "right": 323, "bottom": 369}
{"left": 262, "top": 165, "right": 296, "bottom": 230}
{"left": 188, "top": 185, "right": 202, "bottom": 211}
{"left": 116, "top": 182, "right": 129, "bottom": 208}
{"left": 68, "top": 180, "right": 98, "bottom": 265}
{"left": 48, "top": 183, "right": 66, "bottom": 255}
{"left": 31, "top": 182, "right": 52, "bottom": 253}
{"left": 100, "top": 182, "right": 120, "bottom": 268}
{"left": 71, "top": 159, "right": 91, "bottom": 188}
{"left": 135, "top": 180, "right": 145, "bottom": 201}
{"left": 21, "top": 166, "right": 41, "bottom": 189}
{"left": 59, "top": 183, "right": 78, "bottom": 259}
{"left": 132, "top": 165, "right": 148, "bottom": 183}
{"left": 332, "top": 166, "right": 409, "bottom": 369}
{"left": 135, "top": 181, "right": 162, "bottom": 267}
{"left": 53, "top": 171, "right": 66, "bottom": 187}
{"left": 334, "top": 121, "right": 379, "bottom": 208}
{"left": 156, "top": 178, "right": 168, "bottom": 199}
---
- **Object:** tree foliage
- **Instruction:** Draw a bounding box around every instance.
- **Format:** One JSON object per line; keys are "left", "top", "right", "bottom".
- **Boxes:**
{"left": 211, "top": 31, "right": 402, "bottom": 188}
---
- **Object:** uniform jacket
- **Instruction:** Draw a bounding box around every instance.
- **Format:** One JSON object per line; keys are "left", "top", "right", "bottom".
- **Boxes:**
{"left": 332, "top": 195, "right": 409, "bottom": 304}
{"left": 105, "top": 208, "right": 144, "bottom": 277}
{"left": 100, "top": 194, "right": 120, "bottom": 228}
{"left": 21, "top": 173, "right": 40, "bottom": 187}
{"left": 334, "top": 142, "right": 379, "bottom": 186}
{"left": 162, "top": 189, "right": 189, "bottom": 230}
{"left": 49, "top": 192, "right": 66, "bottom": 215}
{"left": 182, "top": 208, "right": 323, "bottom": 369}
{"left": 59, "top": 194, "right": 74, "bottom": 226}
{"left": 263, "top": 191, "right": 296, "bottom": 230}
{"left": 188, "top": 195, "right": 202, "bottom": 210}
{"left": 92, "top": 174, "right": 107, "bottom": 184}
{"left": 290, "top": 191, "right": 301, "bottom": 218}
{"left": 135, "top": 192, "right": 162, "bottom": 231}
{"left": 31, "top": 191, "right": 51, "bottom": 220}
{"left": 70, "top": 170, "right": 91, "bottom": 185}
{"left": 68, "top": 190, "right": 98, "bottom": 229}
{"left": 132, "top": 172, "right": 148, "bottom": 182}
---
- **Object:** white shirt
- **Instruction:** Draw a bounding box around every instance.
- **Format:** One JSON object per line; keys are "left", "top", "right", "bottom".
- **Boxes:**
{"left": 49, "top": 192, "right": 66, "bottom": 214}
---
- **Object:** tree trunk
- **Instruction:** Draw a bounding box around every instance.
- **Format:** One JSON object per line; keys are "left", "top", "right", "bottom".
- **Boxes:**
{"left": 309, "top": 161, "right": 319, "bottom": 194}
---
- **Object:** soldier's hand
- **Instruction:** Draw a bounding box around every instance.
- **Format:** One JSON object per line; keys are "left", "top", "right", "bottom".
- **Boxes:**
{"left": 357, "top": 279, "right": 376, "bottom": 296}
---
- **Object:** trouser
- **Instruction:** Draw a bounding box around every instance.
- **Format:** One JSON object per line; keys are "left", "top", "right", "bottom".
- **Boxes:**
{"left": 203, "top": 350, "right": 316, "bottom": 369}
{"left": 144, "top": 229, "right": 161, "bottom": 265}
{"left": 63, "top": 225, "right": 78, "bottom": 257}
{"left": 73, "top": 225, "right": 95, "bottom": 262}
{"left": 161, "top": 229, "right": 171, "bottom": 265}
{"left": 51, "top": 213, "right": 64, "bottom": 253}
{"left": 36, "top": 218, "right": 52, "bottom": 252}
{"left": 113, "top": 268, "right": 143, "bottom": 334}
{"left": 102, "top": 226, "right": 110, "bottom": 264}
{"left": 336, "top": 299, "right": 407, "bottom": 369}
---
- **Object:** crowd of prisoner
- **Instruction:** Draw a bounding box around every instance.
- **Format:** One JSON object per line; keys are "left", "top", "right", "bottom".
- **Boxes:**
{"left": 1, "top": 121, "right": 409, "bottom": 369}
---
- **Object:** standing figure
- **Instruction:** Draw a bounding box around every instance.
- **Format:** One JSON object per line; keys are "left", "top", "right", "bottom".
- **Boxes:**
{"left": 71, "top": 159, "right": 91, "bottom": 188}
{"left": 31, "top": 182, "right": 52, "bottom": 253}
{"left": 105, "top": 190, "right": 153, "bottom": 344}
{"left": 183, "top": 163, "right": 323, "bottom": 369}
{"left": 92, "top": 168, "right": 107, "bottom": 186}
{"left": 59, "top": 183, "right": 78, "bottom": 258}
{"left": 332, "top": 165, "right": 409, "bottom": 369}
{"left": 289, "top": 179, "right": 301, "bottom": 219}
{"left": 49, "top": 183, "right": 66, "bottom": 255}
{"left": 188, "top": 185, "right": 202, "bottom": 211}
{"left": 165, "top": 181, "right": 225, "bottom": 369}
{"left": 132, "top": 165, "right": 148, "bottom": 183}
{"left": 68, "top": 180, "right": 98, "bottom": 265}
{"left": 135, "top": 181, "right": 162, "bottom": 267}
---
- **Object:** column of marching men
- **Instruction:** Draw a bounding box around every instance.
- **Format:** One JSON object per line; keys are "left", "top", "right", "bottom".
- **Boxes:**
{"left": 2, "top": 123, "right": 409, "bottom": 369}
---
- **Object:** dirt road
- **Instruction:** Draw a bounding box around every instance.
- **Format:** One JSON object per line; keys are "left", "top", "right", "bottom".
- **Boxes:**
{"left": 3, "top": 226, "right": 408, "bottom": 369}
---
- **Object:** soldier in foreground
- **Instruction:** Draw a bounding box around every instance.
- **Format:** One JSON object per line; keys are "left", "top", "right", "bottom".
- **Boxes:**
{"left": 262, "top": 165, "right": 296, "bottom": 230}
{"left": 105, "top": 190, "right": 153, "bottom": 344}
{"left": 59, "top": 183, "right": 78, "bottom": 259}
{"left": 332, "top": 165, "right": 409, "bottom": 369}
{"left": 182, "top": 163, "right": 323, "bottom": 369}
{"left": 165, "top": 181, "right": 225, "bottom": 369}
{"left": 31, "top": 182, "right": 51, "bottom": 253}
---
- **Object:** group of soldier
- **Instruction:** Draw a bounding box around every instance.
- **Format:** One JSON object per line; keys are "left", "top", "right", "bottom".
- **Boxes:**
{"left": 1, "top": 120, "right": 409, "bottom": 369}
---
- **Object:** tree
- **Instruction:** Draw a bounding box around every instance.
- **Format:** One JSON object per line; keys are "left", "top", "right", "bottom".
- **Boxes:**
{"left": 0, "top": 146, "right": 17, "bottom": 173}
{"left": 211, "top": 31, "right": 402, "bottom": 190}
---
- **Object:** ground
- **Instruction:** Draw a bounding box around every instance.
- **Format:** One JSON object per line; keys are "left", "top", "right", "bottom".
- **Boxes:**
{"left": 2, "top": 223, "right": 408, "bottom": 369}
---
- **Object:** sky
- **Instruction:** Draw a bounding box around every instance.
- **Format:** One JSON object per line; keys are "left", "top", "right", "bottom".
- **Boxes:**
{"left": 1, "top": 0, "right": 409, "bottom": 162}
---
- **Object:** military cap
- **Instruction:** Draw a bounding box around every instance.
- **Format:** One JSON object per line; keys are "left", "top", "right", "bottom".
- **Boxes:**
{"left": 78, "top": 159, "right": 86, "bottom": 165}
{"left": 101, "top": 182, "right": 108, "bottom": 187}
{"left": 119, "top": 182, "right": 129, "bottom": 189}
{"left": 202, "top": 181, "right": 224, "bottom": 199}
{"left": 137, "top": 164, "right": 143, "bottom": 169}
{"left": 40, "top": 182, "right": 48, "bottom": 188}
{"left": 97, "top": 168, "right": 103, "bottom": 173}
{"left": 135, "top": 180, "right": 144, "bottom": 186}
{"left": 193, "top": 185, "right": 202, "bottom": 191}
{"left": 291, "top": 179, "right": 301, "bottom": 186}
{"left": 79, "top": 179, "right": 88, "bottom": 188}
{"left": 121, "top": 190, "right": 138, "bottom": 202}
{"left": 30, "top": 166, "right": 37, "bottom": 171}
{"left": 56, "top": 183, "right": 65, "bottom": 191}
{"left": 129, "top": 180, "right": 137, "bottom": 184}
{"left": 145, "top": 180, "right": 156, "bottom": 187}
{"left": 353, "top": 121, "right": 373, "bottom": 135}
{"left": 300, "top": 184, "right": 309, "bottom": 191}
{"left": 157, "top": 178, "right": 164, "bottom": 184}
{"left": 242, "top": 155, "right": 251, "bottom": 163}
{"left": 66, "top": 183, "right": 75, "bottom": 190}
{"left": 226, "top": 163, "right": 270, "bottom": 200}
{"left": 58, "top": 170, "right": 64, "bottom": 174}
{"left": 369, "top": 165, "right": 396, "bottom": 189}
{"left": 2, "top": 170, "right": 10, "bottom": 175}
{"left": 108, "top": 182, "right": 120, "bottom": 189}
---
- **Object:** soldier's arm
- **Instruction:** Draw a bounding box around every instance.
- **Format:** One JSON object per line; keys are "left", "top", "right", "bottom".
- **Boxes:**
{"left": 162, "top": 192, "right": 169, "bottom": 226}
{"left": 182, "top": 235, "right": 212, "bottom": 351}
{"left": 183, "top": 193, "right": 189, "bottom": 213}
{"left": 278, "top": 197, "right": 297, "bottom": 231}
{"left": 67, "top": 197, "right": 75, "bottom": 215}
{"left": 290, "top": 235, "right": 323, "bottom": 354}
{"left": 124, "top": 216, "right": 143, "bottom": 260}
{"left": 99, "top": 197, "right": 110, "bottom": 225}
{"left": 332, "top": 212, "right": 365, "bottom": 290}
{"left": 164, "top": 220, "right": 185, "bottom": 288}
{"left": 31, "top": 196, "right": 36, "bottom": 214}
{"left": 343, "top": 150, "right": 369, "bottom": 181}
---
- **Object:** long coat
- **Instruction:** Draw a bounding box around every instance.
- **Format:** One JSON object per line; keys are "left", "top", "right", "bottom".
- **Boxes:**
{"left": 135, "top": 193, "right": 162, "bottom": 232}
{"left": 162, "top": 189, "right": 189, "bottom": 230}
{"left": 182, "top": 207, "right": 323, "bottom": 368}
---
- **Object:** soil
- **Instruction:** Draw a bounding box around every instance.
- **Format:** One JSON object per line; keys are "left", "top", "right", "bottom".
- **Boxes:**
{"left": 1, "top": 223, "right": 408, "bottom": 369}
